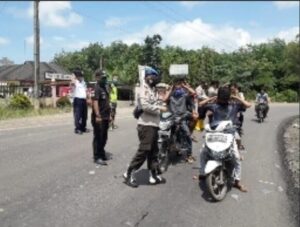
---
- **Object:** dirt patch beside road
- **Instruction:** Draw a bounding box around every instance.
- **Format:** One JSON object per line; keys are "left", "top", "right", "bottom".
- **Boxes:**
{"left": 278, "top": 116, "right": 299, "bottom": 225}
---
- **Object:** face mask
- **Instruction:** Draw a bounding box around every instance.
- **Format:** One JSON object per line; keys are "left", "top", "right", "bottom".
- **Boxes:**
{"left": 173, "top": 88, "right": 185, "bottom": 98}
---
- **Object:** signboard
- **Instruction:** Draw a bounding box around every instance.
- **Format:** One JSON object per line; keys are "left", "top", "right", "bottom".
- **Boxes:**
{"left": 169, "top": 64, "right": 189, "bottom": 76}
{"left": 45, "top": 72, "right": 72, "bottom": 80}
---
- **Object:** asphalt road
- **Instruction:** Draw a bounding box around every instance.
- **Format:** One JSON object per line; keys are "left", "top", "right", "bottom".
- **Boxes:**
{"left": 0, "top": 104, "right": 298, "bottom": 227}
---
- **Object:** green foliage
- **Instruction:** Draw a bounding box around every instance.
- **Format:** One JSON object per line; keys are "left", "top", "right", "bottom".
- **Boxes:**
{"left": 9, "top": 94, "right": 33, "bottom": 109}
{"left": 52, "top": 33, "right": 300, "bottom": 102}
{"left": 141, "top": 34, "right": 162, "bottom": 70}
{"left": 272, "top": 89, "right": 299, "bottom": 102}
{"left": 56, "top": 96, "right": 71, "bottom": 108}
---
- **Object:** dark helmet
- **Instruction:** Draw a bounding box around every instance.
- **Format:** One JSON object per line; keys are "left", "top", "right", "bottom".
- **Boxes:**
{"left": 145, "top": 66, "right": 161, "bottom": 86}
{"left": 73, "top": 68, "right": 83, "bottom": 78}
{"left": 217, "top": 86, "right": 231, "bottom": 104}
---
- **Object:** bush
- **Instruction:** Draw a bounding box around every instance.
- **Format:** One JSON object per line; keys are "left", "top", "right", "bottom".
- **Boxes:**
{"left": 272, "top": 89, "right": 299, "bottom": 102}
{"left": 56, "top": 96, "right": 71, "bottom": 108}
{"left": 9, "top": 94, "right": 33, "bottom": 109}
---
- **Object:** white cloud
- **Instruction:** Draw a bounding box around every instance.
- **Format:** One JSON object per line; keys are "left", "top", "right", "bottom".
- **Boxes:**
{"left": 179, "top": 1, "right": 205, "bottom": 9}
{"left": 122, "top": 18, "right": 251, "bottom": 52}
{"left": 53, "top": 36, "right": 65, "bottom": 41}
{"left": 277, "top": 27, "right": 299, "bottom": 42}
{"left": 0, "top": 37, "right": 9, "bottom": 46}
{"left": 273, "top": 1, "right": 299, "bottom": 9}
{"left": 105, "top": 17, "right": 125, "bottom": 28}
{"left": 27, "top": 1, "right": 83, "bottom": 28}
{"left": 65, "top": 41, "right": 90, "bottom": 50}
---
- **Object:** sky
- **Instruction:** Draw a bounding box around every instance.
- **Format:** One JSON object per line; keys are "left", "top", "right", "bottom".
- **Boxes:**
{"left": 0, "top": 1, "right": 299, "bottom": 64}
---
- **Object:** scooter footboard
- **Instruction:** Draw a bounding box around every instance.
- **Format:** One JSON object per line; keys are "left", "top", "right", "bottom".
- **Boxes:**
{"left": 205, "top": 160, "right": 222, "bottom": 175}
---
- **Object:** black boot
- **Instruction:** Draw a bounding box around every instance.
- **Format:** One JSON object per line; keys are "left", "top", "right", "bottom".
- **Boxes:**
{"left": 123, "top": 169, "right": 138, "bottom": 188}
{"left": 149, "top": 169, "right": 166, "bottom": 185}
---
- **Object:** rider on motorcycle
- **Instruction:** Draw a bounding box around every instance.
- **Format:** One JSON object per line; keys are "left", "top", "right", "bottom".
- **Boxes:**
{"left": 163, "top": 79, "right": 197, "bottom": 163}
{"left": 255, "top": 88, "right": 270, "bottom": 117}
{"left": 198, "top": 86, "right": 251, "bottom": 192}
{"left": 230, "top": 83, "right": 246, "bottom": 150}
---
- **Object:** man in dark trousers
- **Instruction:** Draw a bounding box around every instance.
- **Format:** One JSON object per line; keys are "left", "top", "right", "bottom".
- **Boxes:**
{"left": 123, "top": 66, "right": 167, "bottom": 188}
{"left": 71, "top": 68, "right": 89, "bottom": 134}
{"left": 91, "top": 70, "right": 111, "bottom": 165}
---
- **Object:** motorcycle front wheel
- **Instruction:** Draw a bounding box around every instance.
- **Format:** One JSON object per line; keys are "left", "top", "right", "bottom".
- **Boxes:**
{"left": 157, "top": 142, "right": 169, "bottom": 173}
{"left": 206, "top": 167, "right": 228, "bottom": 201}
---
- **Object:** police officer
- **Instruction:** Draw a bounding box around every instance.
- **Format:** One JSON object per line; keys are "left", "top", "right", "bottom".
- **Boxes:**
{"left": 71, "top": 68, "right": 89, "bottom": 134}
{"left": 91, "top": 70, "right": 111, "bottom": 165}
{"left": 123, "top": 67, "right": 167, "bottom": 188}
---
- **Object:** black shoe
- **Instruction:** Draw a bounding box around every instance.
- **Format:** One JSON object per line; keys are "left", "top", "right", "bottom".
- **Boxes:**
{"left": 198, "top": 174, "right": 206, "bottom": 181}
{"left": 75, "top": 130, "right": 83, "bottom": 135}
{"left": 123, "top": 172, "right": 138, "bottom": 188}
{"left": 82, "top": 128, "right": 90, "bottom": 133}
{"left": 95, "top": 159, "right": 107, "bottom": 165}
{"left": 149, "top": 173, "right": 166, "bottom": 185}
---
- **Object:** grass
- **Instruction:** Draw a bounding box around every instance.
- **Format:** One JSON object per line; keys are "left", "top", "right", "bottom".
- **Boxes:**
{"left": 0, "top": 106, "right": 72, "bottom": 121}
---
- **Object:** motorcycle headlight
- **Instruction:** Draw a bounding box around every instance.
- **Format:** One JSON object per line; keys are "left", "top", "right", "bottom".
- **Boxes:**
{"left": 208, "top": 147, "right": 231, "bottom": 161}
{"left": 159, "top": 121, "right": 172, "bottom": 131}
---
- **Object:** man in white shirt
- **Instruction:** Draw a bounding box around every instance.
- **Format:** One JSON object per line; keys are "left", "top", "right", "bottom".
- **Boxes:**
{"left": 71, "top": 69, "right": 89, "bottom": 134}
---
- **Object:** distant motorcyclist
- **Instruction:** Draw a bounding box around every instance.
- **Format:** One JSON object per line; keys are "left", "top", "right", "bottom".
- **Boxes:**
{"left": 255, "top": 88, "right": 270, "bottom": 117}
{"left": 163, "top": 79, "right": 197, "bottom": 163}
{"left": 198, "top": 86, "right": 251, "bottom": 192}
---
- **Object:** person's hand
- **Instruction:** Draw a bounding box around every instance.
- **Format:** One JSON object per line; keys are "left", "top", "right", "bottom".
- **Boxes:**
{"left": 181, "top": 81, "right": 189, "bottom": 88}
{"left": 95, "top": 116, "right": 102, "bottom": 123}
{"left": 160, "top": 106, "right": 168, "bottom": 112}
{"left": 167, "top": 85, "right": 173, "bottom": 91}
{"left": 210, "top": 96, "right": 217, "bottom": 102}
{"left": 231, "top": 95, "right": 239, "bottom": 100}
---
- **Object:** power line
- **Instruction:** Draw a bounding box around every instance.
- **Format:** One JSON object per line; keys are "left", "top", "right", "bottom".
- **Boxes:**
{"left": 141, "top": 2, "right": 237, "bottom": 51}
{"left": 72, "top": 9, "right": 145, "bottom": 42}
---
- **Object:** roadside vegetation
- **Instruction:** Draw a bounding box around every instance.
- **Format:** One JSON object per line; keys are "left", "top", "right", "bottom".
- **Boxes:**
{"left": 53, "top": 34, "right": 299, "bottom": 102}
{"left": 0, "top": 94, "right": 71, "bottom": 121}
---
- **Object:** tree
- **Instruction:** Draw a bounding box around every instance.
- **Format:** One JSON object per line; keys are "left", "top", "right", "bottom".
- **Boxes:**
{"left": 141, "top": 34, "right": 162, "bottom": 70}
{"left": 0, "top": 57, "right": 14, "bottom": 66}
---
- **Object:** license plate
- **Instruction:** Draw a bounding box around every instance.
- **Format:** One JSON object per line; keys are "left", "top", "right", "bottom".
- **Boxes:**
{"left": 207, "top": 134, "right": 227, "bottom": 143}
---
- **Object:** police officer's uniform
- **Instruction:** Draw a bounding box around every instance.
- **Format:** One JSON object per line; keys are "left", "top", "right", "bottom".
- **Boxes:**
{"left": 124, "top": 70, "right": 165, "bottom": 187}
{"left": 91, "top": 82, "right": 111, "bottom": 162}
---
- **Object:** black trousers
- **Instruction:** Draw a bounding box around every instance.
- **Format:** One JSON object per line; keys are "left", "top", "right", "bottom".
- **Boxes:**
{"left": 128, "top": 125, "right": 159, "bottom": 172}
{"left": 73, "top": 98, "right": 87, "bottom": 131}
{"left": 92, "top": 120, "right": 109, "bottom": 160}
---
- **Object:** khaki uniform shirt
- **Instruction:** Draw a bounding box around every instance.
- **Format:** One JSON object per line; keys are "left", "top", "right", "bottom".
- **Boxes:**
{"left": 137, "top": 83, "right": 161, "bottom": 127}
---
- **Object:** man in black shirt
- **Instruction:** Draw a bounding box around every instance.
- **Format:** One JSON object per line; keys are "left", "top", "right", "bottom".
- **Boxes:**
{"left": 91, "top": 70, "right": 111, "bottom": 165}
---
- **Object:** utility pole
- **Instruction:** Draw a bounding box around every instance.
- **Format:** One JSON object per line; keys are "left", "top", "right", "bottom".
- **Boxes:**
{"left": 99, "top": 56, "right": 103, "bottom": 70}
{"left": 33, "top": 0, "right": 40, "bottom": 110}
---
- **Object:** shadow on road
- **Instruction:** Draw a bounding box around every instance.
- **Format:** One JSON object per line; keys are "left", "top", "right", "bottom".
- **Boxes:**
{"left": 135, "top": 169, "right": 151, "bottom": 186}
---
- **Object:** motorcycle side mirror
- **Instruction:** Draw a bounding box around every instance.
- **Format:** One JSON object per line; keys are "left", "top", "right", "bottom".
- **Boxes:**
{"left": 204, "top": 124, "right": 211, "bottom": 131}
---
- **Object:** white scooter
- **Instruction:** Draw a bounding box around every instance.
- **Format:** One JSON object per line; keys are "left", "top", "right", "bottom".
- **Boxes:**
{"left": 202, "top": 120, "right": 238, "bottom": 201}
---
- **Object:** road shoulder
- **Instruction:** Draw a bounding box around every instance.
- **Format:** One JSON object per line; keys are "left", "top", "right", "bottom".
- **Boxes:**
{"left": 277, "top": 115, "right": 299, "bottom": 226}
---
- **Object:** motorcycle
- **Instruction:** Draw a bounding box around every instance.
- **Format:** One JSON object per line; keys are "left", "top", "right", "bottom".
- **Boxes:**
{"left": 157, "top": 112, "right": 189, "bottom": 173}
{"left": 257, "top": 99, "right": 267, "bottom": 123}
{"left": 202, "top": 120, "right": 237, "bottom": 201}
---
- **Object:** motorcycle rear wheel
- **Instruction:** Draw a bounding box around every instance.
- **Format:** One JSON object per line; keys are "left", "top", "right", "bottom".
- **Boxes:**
{"left": 206, "top": 167, "right": 228, "bottom": 201}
